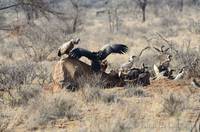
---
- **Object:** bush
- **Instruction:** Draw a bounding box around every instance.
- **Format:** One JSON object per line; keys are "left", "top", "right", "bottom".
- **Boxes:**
{"left": 0, "top": 60, "right": 54, "bottom": 107}
{"left": 124, "top": 85, "right": 146, "bottom": 98}
{"left": 0, "top": 112, "right": 9, "bottom": 132}
{"left": 77, "top": 73, "right": 121, "bottom": 103}
{"left": 7, "top": 85, "right": 41, "bottom": 107}
{"left": 82, "top": 84, "right": 119, "bottom": 104}
{"left": 25, "top": 93, "right": 80, "bottom": 129}
{"left": 174, "top": 43, "right": 200, "bottom": 78}
{"left": 87, "top": 105, "right": 142, "bottom": 132}
{"left": 188, "top": 19, "right": 200, "bottom": 34}
{"left": 162, "top": 94, "right": 185, "bottom": 116}
{"left": 0, "top": 61, "right": 37, "bottom": 91}
{"left": 77, "top": 74, "right": 107, "bottom": 88}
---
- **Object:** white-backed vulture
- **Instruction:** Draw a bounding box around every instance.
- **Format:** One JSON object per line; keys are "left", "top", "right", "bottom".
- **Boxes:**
{"left": 118, "top": 56, "right": 136, "bottom": 77}
{"left": 174, "top": 67, "right": 186, "bottom": 80}
{"left": 58, "top": 38, "right": 80, "bottom": 57}
{"left": 191, "top": 78, "right": 200, "bottom": 88}
{"left": 119, "top": 46, "right": 150, "bottom": 77}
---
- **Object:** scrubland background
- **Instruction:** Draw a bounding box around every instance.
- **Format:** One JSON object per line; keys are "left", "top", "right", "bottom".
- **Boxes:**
{"left": 0, "top": 0, "right": 200, "bottom": 131}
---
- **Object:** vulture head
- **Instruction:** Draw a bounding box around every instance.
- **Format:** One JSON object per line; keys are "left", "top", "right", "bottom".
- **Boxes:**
{"left": 167, "top": 54, "right": 172, "bottom": 60}
{"left": 129, "top": 55, "right": 136, "bottom": 62}
{"left": 58, "top": 38, "right": 80, "bottom": 57}
{"left": 100, "top": 60, "right": 108, "bottom": 72}
{"left": 72, "top": 38, "right": 80, "bottom": 45}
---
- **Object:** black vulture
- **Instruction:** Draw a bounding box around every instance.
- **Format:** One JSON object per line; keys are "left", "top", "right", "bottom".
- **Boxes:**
{"left": 137, "top": 71, "right": 150, "bottom": 86}
{"left": 69, "top": 44, "right": 128, "bottom": 72}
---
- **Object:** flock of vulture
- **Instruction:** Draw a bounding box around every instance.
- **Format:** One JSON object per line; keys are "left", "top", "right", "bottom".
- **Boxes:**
{"left": 57, "top": 38, "right": 200, "bottom": 89}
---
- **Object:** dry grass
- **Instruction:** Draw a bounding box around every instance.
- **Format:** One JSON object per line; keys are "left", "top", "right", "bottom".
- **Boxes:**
{"left": 24, "top": 93, "right": 80, "bottom": 130}
{"left": 1, "top": 0, "right": 200, "bottom": 131}
{"left": 6, "top": 85, "right": 41, "bottom": 107}
{"left": 124, "top": 85, "right": 147, "bottom": 97}
{"left": 0, "top": 107, "right": 10, "bottom": 132}
{"left": 162, "top": 93, "right": 185, "bottom": 116}
{"left": 82, "top": 84, "right": 120, "bottom": 104}
{"left": 85, "top": 103, "right": 143, "bottom": 132}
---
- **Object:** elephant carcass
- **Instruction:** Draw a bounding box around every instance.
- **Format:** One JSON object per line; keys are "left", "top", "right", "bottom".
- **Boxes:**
{"left": 52, "top": 58, "right": 124, "bottom": 91}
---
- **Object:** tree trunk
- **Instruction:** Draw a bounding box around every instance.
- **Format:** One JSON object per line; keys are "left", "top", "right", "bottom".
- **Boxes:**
{"left": 108, "top": 10, "right": 113, "bottom": 33}
{"left": 138, "top": 0, "right": 147, "bottom": 22}
{"left": 193, "top": 0, "right": 199, "bottom": 5}
{"left": 142, "top": 7, "right": 146, "bottom": 22}
{"left": 180, "top": 0, "right": 183, "bottom": 12}
{"left": 114, "top": 8, "right": 119, "bottom": 32}
{"left": 72, "top": 12, "right": 78, "bottom": 33}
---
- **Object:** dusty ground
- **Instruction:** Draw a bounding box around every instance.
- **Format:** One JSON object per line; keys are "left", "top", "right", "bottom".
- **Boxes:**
{"left": 1, "top": 1, "right": 200, "bottom": 132}
{"left": 11, "top": 78, "right": 200, "bottom": 132}
{"left": 0, "top": 77, "right": 195, "bottom": 132}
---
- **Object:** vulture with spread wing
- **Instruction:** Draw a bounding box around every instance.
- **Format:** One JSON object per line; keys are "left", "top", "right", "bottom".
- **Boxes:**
{"left": 69, "top": 44, "right": 128, "bottom": 72}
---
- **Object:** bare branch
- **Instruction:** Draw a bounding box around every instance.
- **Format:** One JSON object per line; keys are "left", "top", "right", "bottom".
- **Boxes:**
{"left": 0, "top": 3, "right": 21, "bottom": 11}
{"left": 191, "top": 113, "right": 200, "bottom": 132}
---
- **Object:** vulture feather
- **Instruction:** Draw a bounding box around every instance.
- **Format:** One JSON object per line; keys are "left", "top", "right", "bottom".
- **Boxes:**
{"left": 69, "top": 44, "right": 128, "bottom": 72}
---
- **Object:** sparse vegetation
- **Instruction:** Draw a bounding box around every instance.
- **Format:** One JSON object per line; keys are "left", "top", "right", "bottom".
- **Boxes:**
{"left": 7, "top": 85, "right": 41, "bottom": 107}
{"left": 25, "top": 93, "right": 80, "bottom": 129}
{"left": 124, "top": 85, "right": 146, "bottom": 97}
{"left": 188, "top": 19, "right": 200, "bottom": 34}
{"left": 0, "top": 0, "right": 200, "bottom": 131}
{"left": 82, "top": 84, "right": 119, "bottom": 104}
{"left": 0, "top": 61, "right": 37, "bottom": 90}
{"left": 162, "top": 94, "right": 185, "bottom": 116}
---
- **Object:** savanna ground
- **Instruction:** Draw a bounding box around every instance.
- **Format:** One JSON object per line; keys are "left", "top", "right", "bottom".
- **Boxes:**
{"left": 1, "top": 0, "right": 200, "bottom": 131}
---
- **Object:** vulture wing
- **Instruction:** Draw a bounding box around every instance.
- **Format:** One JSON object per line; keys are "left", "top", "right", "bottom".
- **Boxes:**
{"left": 154, "top": 64, "right": 166, "bottom": 79}
{"left": 153, "top": 64, "right": 160, "bottom": 77}
{"left": 98, "top": 44, "right": 128, "bottom": 60}
{"left": 174, "top": 68, "right": 185, "bottom": 80}
{"left": 69, "top": 48, "right": 97, "bottom": 61}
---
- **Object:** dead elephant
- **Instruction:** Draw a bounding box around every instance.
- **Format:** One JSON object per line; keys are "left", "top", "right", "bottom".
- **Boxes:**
{"left": 52, "top": 58, "right": 125, "bottom": 91}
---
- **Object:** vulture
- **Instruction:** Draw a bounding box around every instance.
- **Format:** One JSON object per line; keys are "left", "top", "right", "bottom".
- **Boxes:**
{"left": 118, "top": 46, "right": 150, "bottom": 77}
{"left": 174, "top": 67, "right": 186, "bottom": 80}
{"left": 191, "top": 78, "right": 200, "bottom": 88}
{"left": 118, "top": 55, "right": 136, "bottom": 77}
{"left": 58, "top": 38, "right": 80, "bottom": 57}
{"left": 153, "top": 64, "right": 174, "bottom": 79}
{"left": 153, "top": 55, "right": 173, "bottom": 79}
{"left": 125, "top": 63, "right": 148, "bottom": 80}
{"left": 137, "top": 71, "right": 151, "bottom": 86}
{"left": 69, "top": 44, "right": 128, "bottom": 72}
